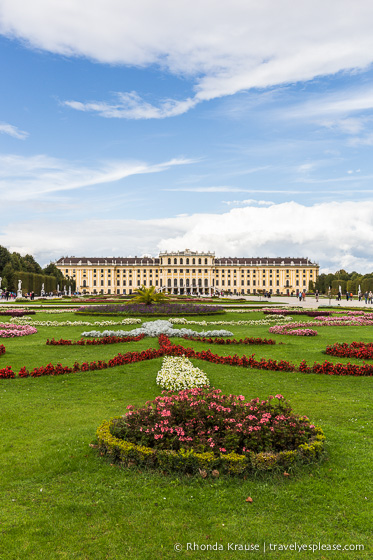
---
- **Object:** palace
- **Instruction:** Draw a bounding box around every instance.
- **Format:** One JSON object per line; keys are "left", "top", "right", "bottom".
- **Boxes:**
{"left": 56, "top": 250, "right": 319, "bottom": 296}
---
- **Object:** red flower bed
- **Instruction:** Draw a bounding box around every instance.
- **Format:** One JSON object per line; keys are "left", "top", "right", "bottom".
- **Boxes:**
{"left": 0, "top": 344, "right": 5, "bottom": 356}
{"left": 158, "top": 335, "right": 295, "bottom": 372}
{"left": 2, "top": 333, "right": 373, "bottom": 379}
{"left": 0, "top": 366, "right": 15, "bottom": 379}
{"left": 299, "top": 359, "right": 373, "bottom": 377}
{"left": 182, "top": 335, "right": 276, "bottom": 345}
{"left": 46, "top": 334, "right": 146, "bottom": 346}
{"left": 325, "top": 342, "right": 373, "bottom": 360}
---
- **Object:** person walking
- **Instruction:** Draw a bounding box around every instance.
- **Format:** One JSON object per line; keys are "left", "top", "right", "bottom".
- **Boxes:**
{"left": 315, "top": 290, "right": 319, "bottom": 302}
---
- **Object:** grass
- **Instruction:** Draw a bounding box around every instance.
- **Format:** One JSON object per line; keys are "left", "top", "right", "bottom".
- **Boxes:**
{"left": 0, "top": 309, "right": 372, "bottom": 559}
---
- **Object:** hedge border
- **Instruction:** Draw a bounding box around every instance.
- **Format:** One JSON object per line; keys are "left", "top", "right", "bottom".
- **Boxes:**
{"left": 96, "top": 419, "right": 325, "bottom": 476}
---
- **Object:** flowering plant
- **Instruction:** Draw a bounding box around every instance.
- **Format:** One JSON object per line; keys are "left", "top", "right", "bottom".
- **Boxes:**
{"left": 96, "top": 390, "right": 325, "bottom": 475}
{"left": 156, "top": 355, "right": 210, "bottom": 391}
{"left": 269, "top": 325, "right": 318, "bottom": 336}
{"left": 183, "top": 335, "right": 276, "bottom": 345}
{"left": 0, "top": 310, "right": 36, "bottom": 317}
{"left": 11, "top": 318, "right": 141, "bottom": 327}
{"left": 46, "top": 334, "right": 146, "bottom": 346}
{"left": 81, "top": 319, "right": 233, "bottom": 339}
{"left": 78, "top": 303, "right": 225, "bottom": 316}
{"left": 325, "top": 341, "right": 373, "bottom": 360}
{"left": 0, "top": 323, "right": 37, "bottom": 338}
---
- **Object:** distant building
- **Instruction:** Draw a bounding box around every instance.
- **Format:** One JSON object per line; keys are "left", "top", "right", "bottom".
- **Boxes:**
{"left": 55, "top": 249, "right": 319, "bottom": 295}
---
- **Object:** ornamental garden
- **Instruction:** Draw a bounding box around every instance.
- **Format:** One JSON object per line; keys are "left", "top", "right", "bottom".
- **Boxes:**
{"left": 0, "top": 301, "right": 371, "bottom": 559}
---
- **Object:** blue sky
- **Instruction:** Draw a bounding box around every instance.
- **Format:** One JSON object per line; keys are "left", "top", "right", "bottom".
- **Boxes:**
{"left": 1, "top": 0, "right": 373, "bottom": 272}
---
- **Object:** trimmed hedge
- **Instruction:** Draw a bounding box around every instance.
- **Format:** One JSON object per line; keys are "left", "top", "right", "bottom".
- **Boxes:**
{"left": 96, "top": 419, "right": 325, "bottom": 476}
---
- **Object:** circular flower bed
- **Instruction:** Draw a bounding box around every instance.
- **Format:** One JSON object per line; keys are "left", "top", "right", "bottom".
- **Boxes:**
{"left": 97, "top": 390, "right": 325, "bottom": 475}
{"left": 0, "top": 323, "right": 38, "bottom": 338}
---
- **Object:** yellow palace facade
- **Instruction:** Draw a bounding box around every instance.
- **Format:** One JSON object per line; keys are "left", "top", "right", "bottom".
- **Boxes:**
{"left": 56, "top": 250, "right": 319, "bottom": 296}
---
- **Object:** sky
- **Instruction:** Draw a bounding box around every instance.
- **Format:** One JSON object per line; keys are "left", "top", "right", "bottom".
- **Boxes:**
{"left": 1, "top": 0, "right": 373, "bottom": 273}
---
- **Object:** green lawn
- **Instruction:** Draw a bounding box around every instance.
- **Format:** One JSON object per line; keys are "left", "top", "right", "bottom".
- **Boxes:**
{"left": 0, "top": 309, "right": 371, "bottom": 559}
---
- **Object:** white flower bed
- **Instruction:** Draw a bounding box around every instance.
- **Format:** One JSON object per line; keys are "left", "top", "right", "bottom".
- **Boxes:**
{"left": 41, "top": 309, "right": 77, "bottom": 314}
{"left": 169, "top": 317, "right": 293, "bottom": 326}
{"left": 156, "top": 355, "right": 210, "bottom": 391}
{"left": 10, "top": 318, "right": 141, "bottom": 327}
{"left": 81, "top": 319, "right": 233, "bottom": 338}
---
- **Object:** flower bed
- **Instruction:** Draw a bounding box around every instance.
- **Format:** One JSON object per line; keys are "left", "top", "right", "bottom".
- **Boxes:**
{"left": 169, "top": 317, "right": 293, "bottom": 326}
{"left": 77, "top": 303, "right": 225, "bottom": 317}
{"left": 2, "top": 334, "right": 373, "bottom": 380}
{"left": 263, "top": 309, "right": 331, "bottom": 317}
{"left": 156, "top": 355, "right": 210, "bottom": 391}
{"left": 269, "top": 325, "right": 318, "bottom": 336}
{"left": 97, "top": 390, "right": 325, "bottom": 475}
{"left": 12, "top": 318, "right": 141, "bottom": 327}
{"left": 0, "top": 344, "right": 5, "bottom": 356}
{"left": 0, "top": 323, "right": 38, "bottom": 338}
{"left": 299, "top": 360, "right": 373, "bottom": 376}
{"left": 81, "top": 320, "right": 233, "bottom": 339}
{"left": 46, "top": 334, "right": 146, "bottom": 346}
{"left": 0, "top": 310, "right": 36, "bottom": 317}
{"left": 325, "top": 342, "right": 373, "bottom": 360}
{"left": 183, "top": 335, "right": 276, "bottom": 345}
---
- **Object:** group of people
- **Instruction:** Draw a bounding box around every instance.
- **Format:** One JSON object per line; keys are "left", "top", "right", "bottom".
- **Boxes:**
{"left": 333, "top": 290, "right": 373, "bottom": 303}
{"left": 0, "top": 290, "right": 16, "bottom": 300}
{"left": 363, "top": 291, "right": 373, "bottom": 304}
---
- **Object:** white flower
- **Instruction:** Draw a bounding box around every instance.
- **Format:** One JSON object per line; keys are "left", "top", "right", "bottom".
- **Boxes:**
{"left": 81, "top": 319, "right": 233, "bottom": 338}
{"left": 156, "top": 355, "right": 210, "bottom": 391}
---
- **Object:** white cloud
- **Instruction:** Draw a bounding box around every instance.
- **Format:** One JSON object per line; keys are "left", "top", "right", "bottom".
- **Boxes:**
{"left": 2, "top": 1, "right": 373, "bottom": 117}
{"left": 64, "top": 92, "right": 198, "bottom": 119}
{"left": 0, "top": 153, "right": 194, "bottom": 200}
{"left": 0, "top": 122, "right": 29, "bottom": 139}
{"left": 2, "top": 201, "right": 373, "bottom": 273}
{"left": 223, "top": 199, "right": 274, "bottom": 206}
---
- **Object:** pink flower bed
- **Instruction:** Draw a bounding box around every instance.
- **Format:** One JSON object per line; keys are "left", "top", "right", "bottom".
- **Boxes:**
{"left": 0, "top": 323, "right": 38, "bottom": 338}
{"left": 269, "top": 324, "right": 318, "bottom": 336}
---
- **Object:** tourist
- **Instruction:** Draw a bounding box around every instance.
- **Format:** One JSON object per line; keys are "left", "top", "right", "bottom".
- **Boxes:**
{"left": 315, "top": 290, "right": 319, "bottom": 302}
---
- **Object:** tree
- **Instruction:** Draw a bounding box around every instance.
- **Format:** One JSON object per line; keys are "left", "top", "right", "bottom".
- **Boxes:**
{"left": 23, "top": 254, "right": 42, "bottom": 274}
{"left": 130, "top": 285, "right": 167, "bottom": 305}
{"left": 0, "top": 245, "right": 11, "bottom": 274}
{"left": 1, "top": 262, "right": 15, "bottom": 291}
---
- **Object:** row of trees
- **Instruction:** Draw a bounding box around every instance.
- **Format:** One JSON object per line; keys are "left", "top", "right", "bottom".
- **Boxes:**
{"left": 315, "top": 270, "right": 373, "bottom": 295}
{"left": 0, "top": 245, "right": 75, "bottom": 294}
